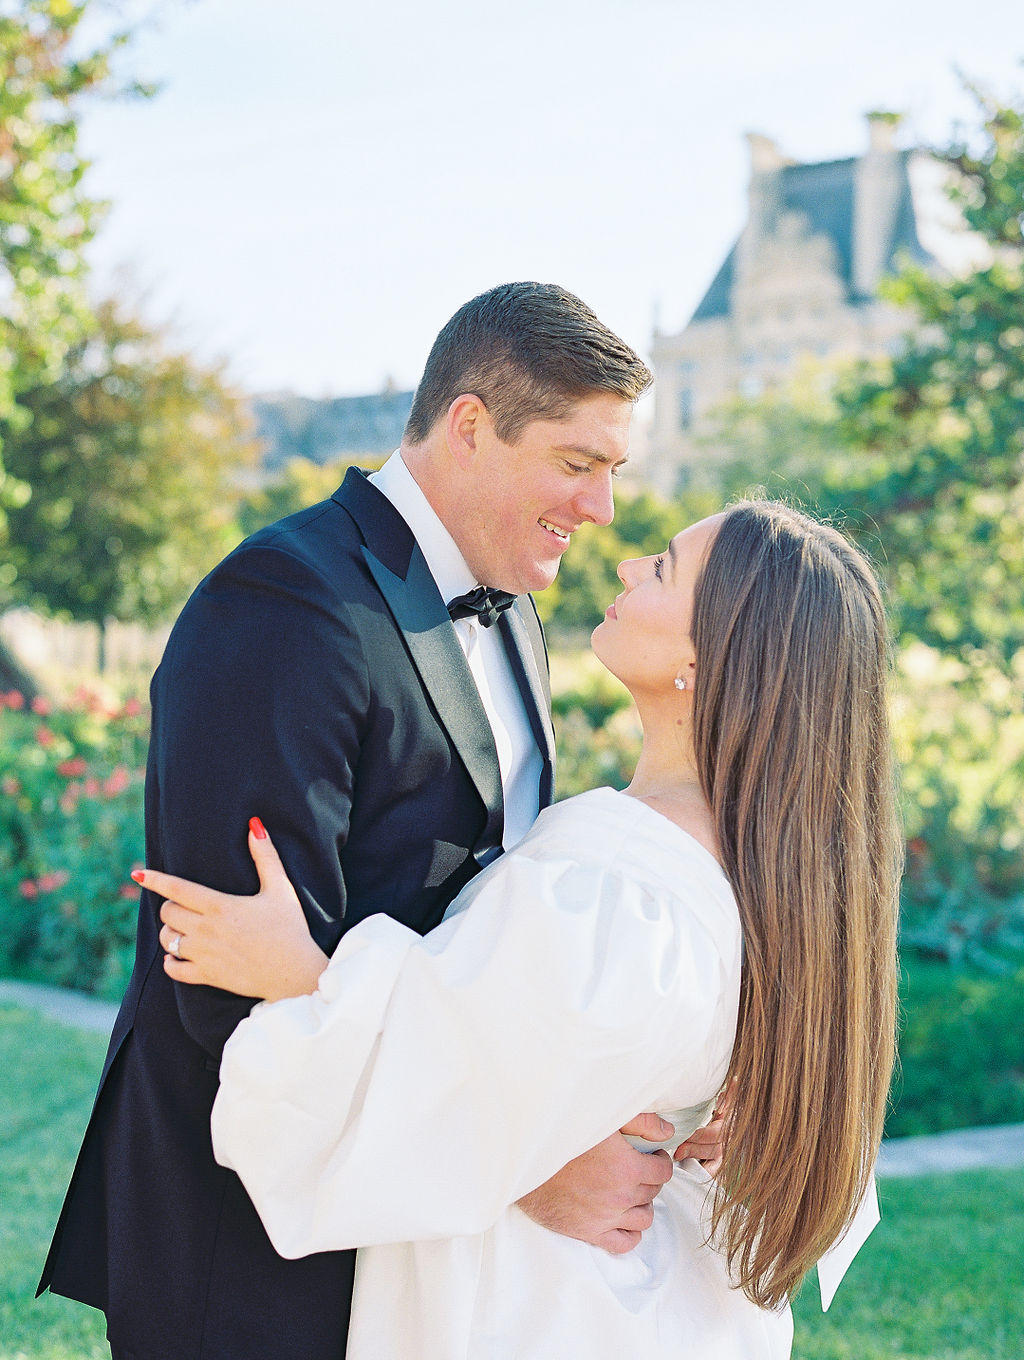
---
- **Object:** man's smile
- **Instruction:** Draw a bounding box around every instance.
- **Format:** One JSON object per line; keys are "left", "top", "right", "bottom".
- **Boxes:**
{"left": 539, "top": 518, "right": 573, "bottom": 544}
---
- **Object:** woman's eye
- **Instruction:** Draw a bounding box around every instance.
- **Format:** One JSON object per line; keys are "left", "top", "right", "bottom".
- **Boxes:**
{"left": 654, "top": 556, "right": 665, "bottom": 581}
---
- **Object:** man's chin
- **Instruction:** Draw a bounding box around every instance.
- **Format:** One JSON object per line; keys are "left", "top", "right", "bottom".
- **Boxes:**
{"left": 522, "top": 561, "right": 561, "bottom": 595}
{"left": 491, "top": 558, "right": 561, "bottom": 596}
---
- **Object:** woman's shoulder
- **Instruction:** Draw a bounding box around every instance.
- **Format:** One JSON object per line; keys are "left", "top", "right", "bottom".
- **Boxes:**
{"left": 518, "top": 789, "right": 733, "bottom": 899}
{"left": 499, "top": 789, "right": 742, "bottom": 978}
{"left": 516, "top": 787, "right": 639, "bottom": 853}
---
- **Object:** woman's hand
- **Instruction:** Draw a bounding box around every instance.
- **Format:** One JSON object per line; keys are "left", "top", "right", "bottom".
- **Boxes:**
{"left": 673, "top": 1078, "right": 736, "bottom": 1177}
{"left": 134, "top": 818, "right": 329, "bottom": 1003}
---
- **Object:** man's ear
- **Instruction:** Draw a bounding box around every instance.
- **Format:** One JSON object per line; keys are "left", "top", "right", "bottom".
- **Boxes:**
{"left": 445, "top": 394, "right": 489, "bottom": 469}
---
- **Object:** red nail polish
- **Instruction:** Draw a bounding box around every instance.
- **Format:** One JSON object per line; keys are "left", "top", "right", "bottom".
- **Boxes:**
{"left": 131, "top": 869, "right": 145, "bottom": 883}
{"left": 249, "top": 816, "right": 268, "bottom": 840}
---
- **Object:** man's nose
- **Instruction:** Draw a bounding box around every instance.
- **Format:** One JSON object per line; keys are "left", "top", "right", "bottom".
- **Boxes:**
{"left": 573, "top": 471, "right": 615, "bottom": 527}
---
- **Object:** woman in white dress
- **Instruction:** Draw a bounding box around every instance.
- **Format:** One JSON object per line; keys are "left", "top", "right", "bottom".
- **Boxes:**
{"left": 139, "top": 501, "right": 901, "bottom": 1359}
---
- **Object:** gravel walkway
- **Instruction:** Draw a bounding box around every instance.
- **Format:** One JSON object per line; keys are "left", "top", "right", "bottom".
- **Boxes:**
{"left": 4, "top": 978, "right": 1023, "bottom": 1180}
{"left": 875, "top": 1121, "right": 1024, "bottom": 1177}
{"left": 0, "top": 978, "right": 119, "bottom": 1034}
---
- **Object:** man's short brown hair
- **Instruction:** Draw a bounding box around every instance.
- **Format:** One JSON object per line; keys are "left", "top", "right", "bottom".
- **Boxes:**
{"left": 404, "top": 282, "right": 652, "bottom": 445}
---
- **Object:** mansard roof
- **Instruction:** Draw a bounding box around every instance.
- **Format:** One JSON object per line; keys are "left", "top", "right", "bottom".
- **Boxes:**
{"left": 691, "top": 149, "right": 931, "bottom": 323}
{"left": 691, "top": 246, "right": 738, "bottom": 323}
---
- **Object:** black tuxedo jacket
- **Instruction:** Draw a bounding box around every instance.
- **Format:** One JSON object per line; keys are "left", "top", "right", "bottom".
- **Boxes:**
{"left": 39, "top": 469, "right": 555, "bottom": 1360}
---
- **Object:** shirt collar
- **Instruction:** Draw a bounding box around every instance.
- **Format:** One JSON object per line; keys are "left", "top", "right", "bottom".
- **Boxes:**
{"left": 368, "top": 451, "right": 478, "bottom": 605}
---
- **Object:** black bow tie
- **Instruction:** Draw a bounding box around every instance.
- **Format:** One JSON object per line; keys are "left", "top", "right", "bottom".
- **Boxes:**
{"left": 447, "top": 586, "right": 517, "bottom": 629}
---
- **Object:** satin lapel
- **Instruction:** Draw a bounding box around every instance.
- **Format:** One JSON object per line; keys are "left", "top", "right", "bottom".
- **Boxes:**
{"left": 360, "top": 542, "right": 505, "bottom": 856}
{"left": 498, "top": 603, "right": 556, "bottom": 807}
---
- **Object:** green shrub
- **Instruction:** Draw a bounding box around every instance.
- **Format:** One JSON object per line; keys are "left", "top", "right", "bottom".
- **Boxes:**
{"left": 0, "top": 687, "right": 147, "bottom": 999}
{"left": 550, "top": 651, "right": 640, "bottom": 799}
{"left": 889, "top": 958, "right": 1024, "bottom": 1136}
{"left": 894, "top": 651, "right": 1024, "bottom": 973}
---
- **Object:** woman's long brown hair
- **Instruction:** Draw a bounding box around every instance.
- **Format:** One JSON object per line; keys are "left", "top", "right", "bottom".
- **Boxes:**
{"left": 690, "top": 502, "right": 901, "bottom": 1309}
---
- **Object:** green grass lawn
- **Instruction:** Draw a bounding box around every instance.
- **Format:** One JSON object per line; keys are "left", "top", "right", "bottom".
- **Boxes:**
{"left": 793, "top": 1171, "right": 1024, "bottom": 1359}
{"left": 1, "top": 1005, "right": 109, "bottom": 1359}
{"left": 3, "top": 1001, "right": 1024, "bottom": 1360}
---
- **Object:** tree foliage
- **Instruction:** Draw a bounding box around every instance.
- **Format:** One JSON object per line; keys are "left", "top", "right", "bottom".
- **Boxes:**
{"left": 1, "top": 300, "right": 258, "bottom": 659}
{"left": 0, "top": 0, "right": 145, "bottom": 506}
{"left": 234, "top": 453, "right": 384, "bottom": 542}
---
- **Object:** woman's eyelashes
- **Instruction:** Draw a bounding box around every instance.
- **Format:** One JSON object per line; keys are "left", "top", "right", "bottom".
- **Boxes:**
{"left": 654, "top": 555, "right": 665, "bottom": 581}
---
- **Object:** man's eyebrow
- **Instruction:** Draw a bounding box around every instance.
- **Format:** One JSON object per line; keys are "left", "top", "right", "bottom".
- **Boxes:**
{"left": 552, "top": 443, "right": 629, "bottom": 466}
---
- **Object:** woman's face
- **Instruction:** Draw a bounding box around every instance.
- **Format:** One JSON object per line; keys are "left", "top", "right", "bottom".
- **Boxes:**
{"left": 591, "top": 515, "right": 723, "bottom": 697}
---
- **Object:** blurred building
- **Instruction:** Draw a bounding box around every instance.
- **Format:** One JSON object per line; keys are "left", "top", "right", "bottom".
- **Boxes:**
{"left": 644, "top": 113, "right": 984, "bottom": 492}
{"left": 250, "top": 384, "right": 413, "bottom": 479}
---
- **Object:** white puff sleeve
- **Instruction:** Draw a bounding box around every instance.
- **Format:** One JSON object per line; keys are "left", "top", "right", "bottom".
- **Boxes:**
{"left": 211, "top": 831, "right": 738, "bottom": 1258}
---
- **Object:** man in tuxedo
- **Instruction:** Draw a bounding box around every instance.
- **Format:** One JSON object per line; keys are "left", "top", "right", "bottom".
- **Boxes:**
{"left": 39, "top": 282, "right": 672, "bottom": 1359}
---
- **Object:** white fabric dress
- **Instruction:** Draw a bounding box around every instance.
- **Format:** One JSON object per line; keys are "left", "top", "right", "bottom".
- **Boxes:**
{"left": 212, "top": 787, "right": 794, "bottom": 1359}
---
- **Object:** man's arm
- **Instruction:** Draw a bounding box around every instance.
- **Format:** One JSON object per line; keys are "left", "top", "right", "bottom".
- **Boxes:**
{"left": 518, "top": 1086, "right": 732, "bottom": 1252}
{"left": 149, "top": 542, "right": 368, "bottom": 1058}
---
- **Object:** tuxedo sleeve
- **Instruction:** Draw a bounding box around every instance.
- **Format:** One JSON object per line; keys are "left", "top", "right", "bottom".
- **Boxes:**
{"left": 146, "top": 539, "right": 371, "bottom": 1059}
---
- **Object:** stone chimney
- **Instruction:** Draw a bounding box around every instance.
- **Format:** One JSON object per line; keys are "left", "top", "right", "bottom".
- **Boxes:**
{"left": 738, "top": 133, "right": 792, "bottom": 282}
{"left": 746, "top": 133, "right": 788, "bottom": 175}
{"left": 853, "top": 111, "right": 904, "bottom": 298}
{"left": 866, "top": 110, "right": 902, "bottom": 154}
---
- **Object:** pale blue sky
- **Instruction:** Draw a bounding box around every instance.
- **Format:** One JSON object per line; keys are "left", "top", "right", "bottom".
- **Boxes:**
{"left": 78, "top": 0, "right": 1023, "bottom": 397}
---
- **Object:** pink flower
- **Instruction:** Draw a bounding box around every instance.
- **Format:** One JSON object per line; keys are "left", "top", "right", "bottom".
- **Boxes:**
{"left": 37, "top": 870, "right": 71, "bottom": 893}
{"left": 4, "top": 690, "right": 25, "bottom": 710}
{"left": 1, "top": 775, "right": 20, "bottom": 796}
{"left": 119, "top": 882, "right": 139, "bottom": 899}
{"left": 83, "top": 777, "right": 101, "bottom": 798}
{"left": 103, "top": 766, "right": 130, "bottom": 798}
{"left": 58, "top": 757, "right": 88, "bottom": 777}
{"left": 70, "top": 686, "right": 104, "bottom": 715}
{"left": 121, "top": 697, "right": 143, "bottom": 718}
{"left": 19, "top": 879, "right": 38, "bottom": 899}
{"left": 35, "top": 726, "right": 55, "bottom": 747}
{"left": 59, "top": 790, "right": 79, "bottom": 814}
{"left": 31, "top": 696, "right": 52, "bottom": 715}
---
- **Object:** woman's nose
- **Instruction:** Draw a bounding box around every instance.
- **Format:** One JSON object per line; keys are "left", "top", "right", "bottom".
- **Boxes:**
{"left": 617, "top": 557, "right": 641, "bottom": 587}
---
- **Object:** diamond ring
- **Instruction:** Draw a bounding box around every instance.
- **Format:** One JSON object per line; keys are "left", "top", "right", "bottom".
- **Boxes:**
{"left": 168, "top": 933, "right": 182, "bottom": 959}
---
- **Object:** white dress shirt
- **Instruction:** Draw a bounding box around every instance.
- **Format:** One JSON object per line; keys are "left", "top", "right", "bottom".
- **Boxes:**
{"left": 369, "top": 452, "right": 542, "bottom": 848}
